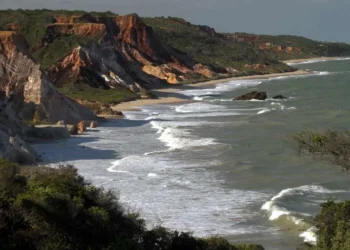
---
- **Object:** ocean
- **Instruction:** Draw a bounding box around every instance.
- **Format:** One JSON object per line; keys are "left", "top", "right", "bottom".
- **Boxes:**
{"left": 34, "top": 58, "right": 350, "bottom": 250}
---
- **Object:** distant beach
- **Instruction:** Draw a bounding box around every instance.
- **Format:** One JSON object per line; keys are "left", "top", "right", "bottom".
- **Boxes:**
{"left": 112, "top": 69, "right": 310, "bottom": 111}
{"left": 283, "top": 56, "right": 349, "bottom": 64}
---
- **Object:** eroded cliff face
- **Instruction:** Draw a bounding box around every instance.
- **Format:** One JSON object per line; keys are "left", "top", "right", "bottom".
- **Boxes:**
{"left": 48, "top": 41, "right": 164, "bottom": 92}
{"left": 44, "top": 13, "right": 220, "bottom": 89}
{"left": 0, "top": 91, "right": 39, "bottom": 164}
{"left": 0, "top": 31, "right": 96, "bottom": 124}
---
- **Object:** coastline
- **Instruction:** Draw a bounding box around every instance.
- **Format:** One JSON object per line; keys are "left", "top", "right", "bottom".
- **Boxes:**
{"left": 282, "top": 56, "right": 348, "bottom": 64}
{"left": 111, "top": 55, "right": 350, "bottom": 112}
{"left": 112, "top": 69, "right": 310, "bottom": 112}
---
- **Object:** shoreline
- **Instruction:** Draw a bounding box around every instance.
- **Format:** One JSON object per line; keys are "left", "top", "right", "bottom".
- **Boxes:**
{"left": 112, "top": 69, "right": 310, "bottom": 112}
{"left": 282, "top": 56, "right": 348, "bottom": 64}
{"left": 112, "top": 55, "right": 350, "bottom": 112}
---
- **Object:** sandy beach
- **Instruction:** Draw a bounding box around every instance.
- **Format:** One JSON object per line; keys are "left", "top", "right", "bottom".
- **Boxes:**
{"left": 112, "top": 69, "right": 310, "bottom": 111}
{"left": 113, "top": 57, "right": 349, "bottom": 112}
{"left": 282, "top": 56, "right": 347, "bottom": 64}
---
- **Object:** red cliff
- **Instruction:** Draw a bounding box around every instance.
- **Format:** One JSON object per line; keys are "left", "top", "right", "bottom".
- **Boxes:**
{"left": 0, "top": 31, "right": 96, "bottom": 124}
{"left": 45, "top": 13, "right": 220, "bottom": 89}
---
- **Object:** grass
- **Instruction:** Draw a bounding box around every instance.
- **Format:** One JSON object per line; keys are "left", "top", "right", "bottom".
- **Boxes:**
{"left": 143, "top": 17, "right": 350, "bottom": 68}
{"left": 143, "top": 17, "right": 295, "bottom": 72}
{"left": 58, "top": 84, "right": 138, "bottom": 104}
{"left": 33, "top": 35, "right": 99, "bottom": 69}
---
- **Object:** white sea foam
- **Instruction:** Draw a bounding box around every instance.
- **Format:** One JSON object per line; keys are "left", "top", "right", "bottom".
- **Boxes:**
{"left": 336, "top": 57, "right": 350, "bottom": 61}
{"left": 248, "top": 99, "right": 265, "bottom": 102}
{"left": 193, "top": 96, "right": 205, "bottom": 101}
{"left": 150, "top": 121, "right": 218, "bottom": 150}
{"left": 257, "top": 109, "right": 271, "bottom": 115}
{"left": 180, "top": 80, "right": 262, "bottom": 99}
{"left": 175, "top": 102, "right": 226, "bottom": 113}
{"left": 287, "top": 60, "right": 327, "bottom": 66}
{"left": 315, "top": 71, "right": 331, "bottom": 76}
{"left": 288, "top": 57, "right": 350, "bottom": 66}
{"left": 148, "top": 173, "right": 158, "bottom": 178}
{"left": 209, "top": 98, "right": 234, "bottom": 102}
{"left": 107, "top": 155, "right": 139, "bottom": 172}
{"left": 300, "top": 227, "right": 317, "bottom": 245}
{"left": 146, "top": 108, "right": 243, "bottom": 120}
{"left": 262, "top": 185, "right": 348, "bottom": 227}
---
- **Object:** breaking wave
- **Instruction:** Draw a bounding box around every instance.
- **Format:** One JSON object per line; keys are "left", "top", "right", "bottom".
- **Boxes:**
{"left": 150, "top": 121, "right": 219, "bottom": 150}
{"left": 261, "top": 185, "right": 348, "bottom": 245}
{"left": 287, "top": 57, "right": 350, "bottom": 66}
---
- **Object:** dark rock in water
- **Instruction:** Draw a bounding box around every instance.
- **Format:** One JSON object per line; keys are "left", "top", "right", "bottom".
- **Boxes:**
{"left": 273, "top": 95, "right": 288, "bottom": 99}
{"left": 235, "top": 91, "right": 267, "bottom": 101}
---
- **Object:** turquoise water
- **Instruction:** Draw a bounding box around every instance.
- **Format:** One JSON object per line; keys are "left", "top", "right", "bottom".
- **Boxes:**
{"left": 34, "top": 59, "right": 350, "bottom": 250}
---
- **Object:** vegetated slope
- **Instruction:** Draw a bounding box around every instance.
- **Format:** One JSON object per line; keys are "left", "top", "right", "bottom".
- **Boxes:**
{"left": 0, "top": 10, "right": 226, "bottom": 104}
{"left": 0, "top": 160, "right": 265, "bottom": 250}
{"left": 143, "top": 17, "right": 350, "bottom": 68}
{"left": 229, "top": 33, "right": 350, "bottom": 60}
{"left": 143, "top": 17, "right": 295, "bottom": 75}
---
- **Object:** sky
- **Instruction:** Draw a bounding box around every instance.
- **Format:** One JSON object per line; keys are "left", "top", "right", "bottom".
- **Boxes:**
{"left": 1, "top": 0, "right": 349, "bottom": 42}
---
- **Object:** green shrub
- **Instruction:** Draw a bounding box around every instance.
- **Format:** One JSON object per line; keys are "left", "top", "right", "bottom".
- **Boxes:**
{"left": 293, "top": 131, "right": 350, "bottom": 170}
{"left": 303, "top": 201, "right": 350, "bottom": 250}
{"left": 0, "top": 159, "right": 264, "bottom": 250}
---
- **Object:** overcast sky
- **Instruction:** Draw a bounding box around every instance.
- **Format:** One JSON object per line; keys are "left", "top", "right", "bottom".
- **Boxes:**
{"left": 2, "top": 0, "right": 349, "bottom": 42}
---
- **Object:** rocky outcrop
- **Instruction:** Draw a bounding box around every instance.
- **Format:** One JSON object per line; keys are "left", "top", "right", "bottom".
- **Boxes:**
{"left": 273, "top": 95, "right": 288, "bottom": 99}
{"left": 77, "top": 121, "right": 88, "bottom": 133}
{"left": 0, "top": 131, "right": 38, "bottom": 164}
{"left": 43, "top": 13, "right": 221, "bottom": 94}
{"left": 197, "top": 25, "right": 217, "bottom": 37}
{"left": 0, "top": 31, "right": 97, "bottom": 124}
{"left": 0, "top": 91, "right": 38, "bottom": 163}
{"left": 26, "top": 125, "right": 70, "bottom": 141}
{"left": 142, "top": 64, "right": 181, "bottom": 84}
{"left": 0, "top": 31, "right": 101, "bottom": 163}
{"left": 235, "top": 91, "right": 267, "bottom": 101}
{"left": 97, "top": 105, "right": 123, "bottom": 116}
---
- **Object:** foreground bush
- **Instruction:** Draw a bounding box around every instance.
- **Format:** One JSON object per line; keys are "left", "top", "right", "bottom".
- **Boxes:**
{"left": 298, "top": 201, "right": 350, "bottom": 250}
{"left": 293, "top": 131, "right": 350, "bottom": 249}
{"left": 0, "top": 159, "right": 264, "bottom": 250}
{"left": 313, "top": 200, "right": 350, "bottom": 250}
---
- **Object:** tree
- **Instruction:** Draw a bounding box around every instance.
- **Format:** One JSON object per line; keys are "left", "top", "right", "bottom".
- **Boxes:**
{"left": 293, "top": 131, "right": 350, "bottom": 250}
{"left": 0, "top": 159, "right": 264, "bottom": 250}
{"left": 293, "top": 131, "right": 350, "bottom": 170}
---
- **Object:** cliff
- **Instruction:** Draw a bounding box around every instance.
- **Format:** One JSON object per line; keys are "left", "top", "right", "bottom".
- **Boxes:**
{"left": 143, "top": 17, "right": 296, "bottom": 74}
{"left": 143, "top": 17, "right": 350, "bottom": 67}
{"left": 0, "top": 91, "right": 38, "bottom": 164}
{"left": 2, "top": 10, "right": 349, "bottom": 107}
{"left": 0, "top": 31, "right": 97, "bottom": 124}
{"left": 44, "top": 13, "right": 219, "bottom": 91}
{"left": 0, "top": 11, "right": 221, "bottom": 104}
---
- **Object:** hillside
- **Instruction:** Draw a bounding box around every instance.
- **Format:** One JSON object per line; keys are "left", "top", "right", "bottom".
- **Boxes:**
{"left": 2, "top": 11, "right": 349, "bottom": 106}
{"left": 228, "top": 33, "right": 350, "bottom": 60}
{"left": 143, "top": 17, "right": 294, "bottom": 74}
{"left": 143, "top": 17, "right": 350, "bottom": 66}
{"left": 0, "top": 10, "right": 228, "bottom": 105}
{"left": 0, "top": 10, "right": 298, "bottom": 106}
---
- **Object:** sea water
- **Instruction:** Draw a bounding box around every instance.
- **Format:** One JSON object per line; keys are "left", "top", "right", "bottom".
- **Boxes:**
{"left": 34, "top": 59, "right": 350, "bottom": 250}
